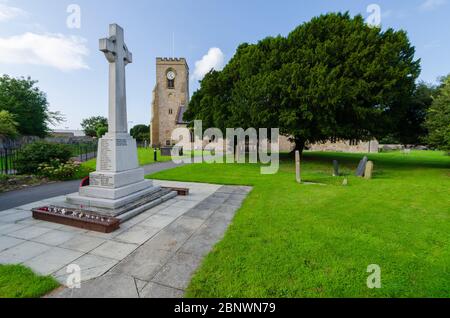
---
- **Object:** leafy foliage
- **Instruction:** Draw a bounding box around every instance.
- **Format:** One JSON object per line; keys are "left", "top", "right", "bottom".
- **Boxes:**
{"left": 386, "top": 82, "right": 437, "bottom": 145}
{"left": 425, "top": 76, "right": 450, "bottom": 151}
{"left": 96, "top": 125, "right": 108, "bottom": 138}
{"left": 130, "top": 124, "right": 150, "bottom": 142}
{"left": 81, "top": 116, "right": 108, "bottom": 138}
{"left": 0, "top": 75, "right": 64, "bottom": 137}
{"left": 185, "top": 13, "right": 420, "bottom": 152}
{"left": 16, "top": 141, "right": 73, "bottom": 174}
{"left": 38, "top": 159, "right": 81, "bottom": 181}
{"left": 0, "top": 110, "right": 19, "bottom": 138}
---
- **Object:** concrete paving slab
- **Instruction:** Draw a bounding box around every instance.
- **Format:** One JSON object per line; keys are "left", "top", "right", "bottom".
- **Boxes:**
{"left": 54, "top": 254, "right": 118, "bottom": 284}
{"left": 23, "top": 247, "right": 83, "bottom": 275}
{"left": 0, "top": 210, "right": 32, "bottom": 223}
{"left": 0, "top": 236, "right": 25, "bottom": 253}
{"left": 8, "top": 226, "right": 53, "bottom": 240}
{"left": 0, "top": 223, "right": 29, "bottom": 235}
{"left": 0, "top": 241, "right": 51, "bottom": 264}
{"left": 114, "top": 225, "right": 160, "bottom": 245}
{"left": 185, "top": 208, "right": 216, "bottom": 220}
{"left": 135, "top": 278, "right": 147, "bottom": 292}
{"left": 51, "top": 273, "right": 139, "bottom": 298}
{"left": 90, "top": 240, "right": 138, "bottom": 260}
{"left": 157, "top": 206, "right": 191, "bottom": 218}
{"left": 110, "top": 246, "right": 172, "bottom": 281}
{"left": 140, "top": 282, "right": 184, "bottom": 298}
{"left": 152, "top": 252, "right": 203, "bottom": 290}
{"left": 59, "top": 234, "right": 106, "bottom": 253}
{"left": 140, "top": 214, "right": 176, "bottom": 229}
{"left": 32, "top": 230, "right": 77, "bottom": 246}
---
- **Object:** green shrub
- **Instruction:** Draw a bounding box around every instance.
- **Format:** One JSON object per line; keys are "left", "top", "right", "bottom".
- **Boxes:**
{"left": 16, "top": 141, "right": 73, "bottom": 174}
{"left": 38, "top": 159, "right": 80, "bottom": 180}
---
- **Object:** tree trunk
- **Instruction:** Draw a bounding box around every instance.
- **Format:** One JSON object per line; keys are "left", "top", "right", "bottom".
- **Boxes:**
{"left": 291, "top": 138, "right": 306, "bottom": 157}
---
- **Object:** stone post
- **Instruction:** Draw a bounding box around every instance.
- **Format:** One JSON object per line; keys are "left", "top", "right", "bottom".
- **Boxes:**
{"left": 296, "top": 151, "right": 301, "bottom": 183}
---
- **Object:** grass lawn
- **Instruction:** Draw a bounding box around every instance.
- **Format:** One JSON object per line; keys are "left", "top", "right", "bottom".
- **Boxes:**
{"left": 148, "top": 150, "right": 450, "bottom": 298}
{"left": 0, "top": 265, "right": 59, "bottom": 298}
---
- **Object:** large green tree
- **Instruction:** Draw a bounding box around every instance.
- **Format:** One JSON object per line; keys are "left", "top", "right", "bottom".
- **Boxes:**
{"left": 0, "top": 110, "right": 19, "bottom": 139}
{"left": 0, "top": 75, "right": 64, "bottom": 137}
{"left": 387, "top": 82, "right": 437, "bottom": 145}
{"left": 130, "top": 124, "right": 150, "bottom": 142}
{"left": 81, "top": 116, "right": 108, "bottom": 138}
{"left": 185, "top": 13, "right": 420, "bottom": 153}
{"left": 425, "top": 76, "right": 450, "bottom": 151}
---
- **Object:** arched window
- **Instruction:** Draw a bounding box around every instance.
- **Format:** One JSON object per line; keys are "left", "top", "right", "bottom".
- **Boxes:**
{"left": 167, "top": 79, "right": 175, "bottom": 89}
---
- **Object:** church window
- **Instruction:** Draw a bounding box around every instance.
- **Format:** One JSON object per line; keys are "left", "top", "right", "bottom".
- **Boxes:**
{"left": 169, "top": 109, "right": 173, "bottom": 115}
{"left": 167, "top": 79, "right": 175, "bottom": 89}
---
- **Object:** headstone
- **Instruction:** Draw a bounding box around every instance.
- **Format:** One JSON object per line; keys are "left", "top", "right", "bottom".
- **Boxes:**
{"left": 333, "top": 160, "right": 339, "bottom": 177}
{"left": 295, "top": 151, "right": 301, "bottom": 183}
{"left": 342, "top": 178, "right": 348, "bottom": 186}
{"left": 364, "top": 161, "right": 374, "bottom": 179}
{"left": 355, "top": 156, "right": 368, "bottom": 177}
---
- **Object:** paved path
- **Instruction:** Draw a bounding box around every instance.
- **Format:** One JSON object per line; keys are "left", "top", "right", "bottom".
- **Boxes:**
{"left": 0, "top": 161, "right": 186, "bottom": 212}
{"left": 0, "top": 181, "right": 252, "bottom": 298}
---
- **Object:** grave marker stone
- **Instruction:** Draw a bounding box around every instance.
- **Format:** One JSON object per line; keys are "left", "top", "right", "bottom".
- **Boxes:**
{"left": 333, "top": 160, "right": 339, "bottom": 177}
{"left": 364, "top": 161, "right": 374, "bottom": 179}
{"left": 355, "top": 156, "right": 369, "bottom": 177}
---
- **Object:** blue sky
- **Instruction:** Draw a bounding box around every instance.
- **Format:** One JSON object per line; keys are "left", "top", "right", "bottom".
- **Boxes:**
{"left": 0, "top": 0, "right": 449, "bottom": 130}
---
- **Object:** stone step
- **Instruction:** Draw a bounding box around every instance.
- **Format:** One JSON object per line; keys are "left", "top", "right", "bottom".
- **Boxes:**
{"left": 117, "top": 189, "right": 178, "bottom": 223}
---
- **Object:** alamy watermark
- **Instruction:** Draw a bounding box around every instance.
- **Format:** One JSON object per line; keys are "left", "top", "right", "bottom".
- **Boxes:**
{"left": 367, "top": 264, "right": 382, "bottom": 289}
{"left": 66, "top": 4, "right": 81, "bottom": 29}
{"left": 366, "top": 4, "right": 382, "bottom": 28}
{"left": 170, "top": 121, "right": 280, "bottom": 175}
{"left": 66, "top": 264, "right": 81, "bottom": 289}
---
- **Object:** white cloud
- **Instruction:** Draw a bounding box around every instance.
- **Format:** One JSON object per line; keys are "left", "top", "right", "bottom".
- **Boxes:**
{"left": 193, "top": 47, "right": 225, "bottom": 81}
{"left": 0, "top": 2, "right": 27, "bottom": 22}
{"left": 420, "top": 0, "right": 447, "bottom": 10}
{"left": 0, "top": 32, "right": 89, "bottom": 71}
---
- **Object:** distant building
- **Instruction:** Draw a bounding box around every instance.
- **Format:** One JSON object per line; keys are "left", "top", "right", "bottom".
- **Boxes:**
{"left": 51, "top": 130, "right": 86, "bottom": 138}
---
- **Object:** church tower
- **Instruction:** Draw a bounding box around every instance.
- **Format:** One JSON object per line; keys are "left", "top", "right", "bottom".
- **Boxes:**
{"left": 151, "top": 58, "right": 189, "bottom": 147}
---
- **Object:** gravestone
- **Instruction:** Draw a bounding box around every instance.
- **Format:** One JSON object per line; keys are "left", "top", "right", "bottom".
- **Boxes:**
{"left": 364, "top": 161, "right": 374, "bottom": 179}
{"left": 333, "top": 160, "right": 339, "bottom": 177}
{"left": 65, "top": 24, "right": 175, "bottom": 217}
{"left": 355, "top": 156, "right": 368, "bottom": 177}
{"left": 295, "top": 151, "right": 301, "bottom": 183}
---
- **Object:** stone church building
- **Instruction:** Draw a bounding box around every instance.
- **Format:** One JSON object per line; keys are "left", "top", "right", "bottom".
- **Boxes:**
{"left": 151, "top": 58, "right": 190, "bottom": 147}
{"left": 150, "top": 57, "right": 378, "bottom": 153}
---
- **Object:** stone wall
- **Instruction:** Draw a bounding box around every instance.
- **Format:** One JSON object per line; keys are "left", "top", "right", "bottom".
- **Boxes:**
{"left": 308, "top": 139, "right": 379, "bottom": 153}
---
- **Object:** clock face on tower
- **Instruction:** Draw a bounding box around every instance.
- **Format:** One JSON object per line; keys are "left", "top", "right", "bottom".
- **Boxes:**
{"left": 167, "top": 71, "right": 176, "bottom": 80}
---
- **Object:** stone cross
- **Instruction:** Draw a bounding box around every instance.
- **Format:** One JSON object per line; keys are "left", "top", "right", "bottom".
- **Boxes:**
{"left": 99, "top": 24, "right": 133, "bottom": 134}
